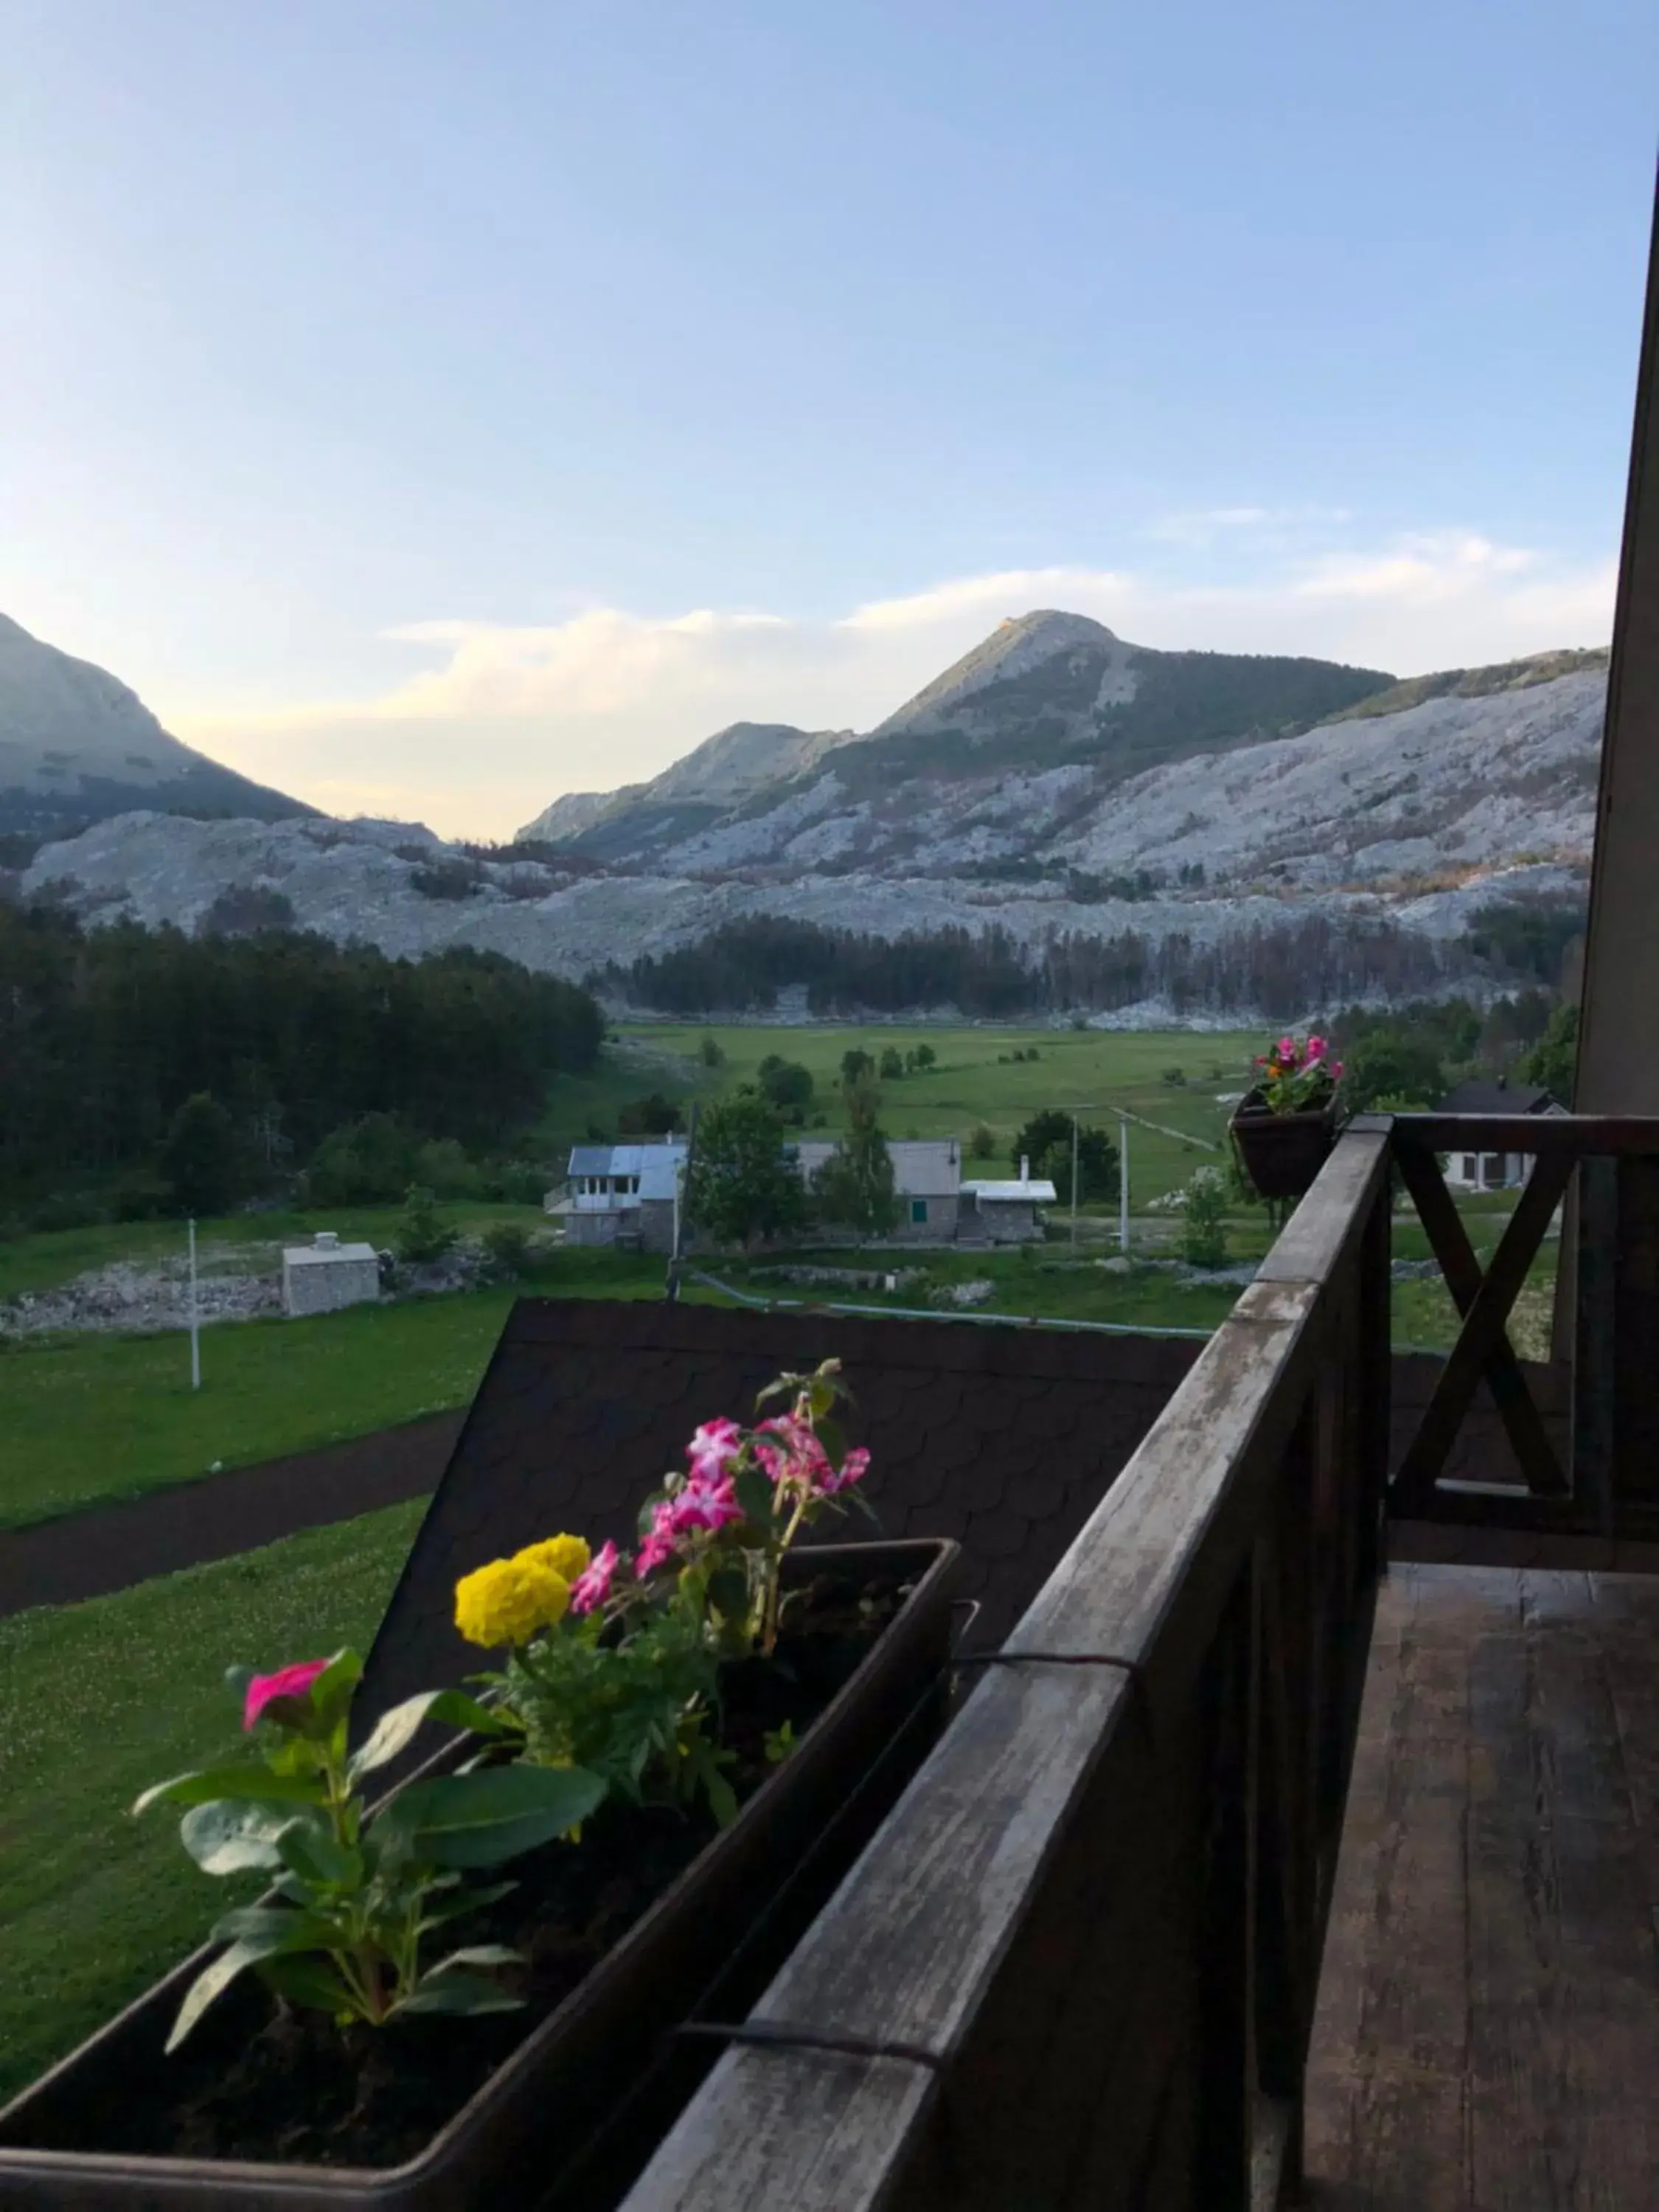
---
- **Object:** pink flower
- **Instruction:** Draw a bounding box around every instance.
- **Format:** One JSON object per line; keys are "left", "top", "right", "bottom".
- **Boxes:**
{"left": 755, "top": 1414, "right": 832, "bottom": 1488}
{"left": 636, "top": 1528, "right": 676, "bottom": 1576}
{"left": 822, "top": 1445, "right": 871, "bottom": 1495}
{"left": 243, "top": 1658, "right": 330, "bottom": 1733}
{"left": 687, "top": 1417, "right": 742, "bottom": 1483}
{"left": 1329, "top": 1060, "right": 1344, "bottom": 1080}
{"left": 568, "top": 1540, "right": 619, "bottom": 1615}
{"left": 669, "top": 1475, "right": 744, "bottom": 1534}
{"left": 1306, "top": 1034, "right": 1326, "bottom": 1060}
{"left": 1276, "top": 1035, "right": 1298, "bottom": 1065}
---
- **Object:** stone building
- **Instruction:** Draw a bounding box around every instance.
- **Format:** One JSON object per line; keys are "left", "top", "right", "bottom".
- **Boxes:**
{"left": 281, "top": 1231, "right": 381, "bottom": 1317}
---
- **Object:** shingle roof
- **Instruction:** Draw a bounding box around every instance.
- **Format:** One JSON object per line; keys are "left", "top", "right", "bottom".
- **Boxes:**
{"left": 1438, "top": 1080, "right": 1558, "bottom": 1116}
{"left": 356, "top": 1300, "right": 1200, "bottom": 1738}
{"left": 566, "top": 1140, "right": 689, "bottom": 1182}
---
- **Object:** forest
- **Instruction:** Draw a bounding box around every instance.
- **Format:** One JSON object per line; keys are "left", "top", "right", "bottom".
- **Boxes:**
{"left": 602, "top": 893, "right": 1585, "bottom": 1023}
{"left": 0, "top": 905, "right": 603, "bottom": 1216}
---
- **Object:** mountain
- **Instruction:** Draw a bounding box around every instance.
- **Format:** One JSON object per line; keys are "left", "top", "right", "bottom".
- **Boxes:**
{"left": 0, "top": 613, "right": 311, "bottom": 841}
{"left": 515, "top": 611, "right": 1397, "bottom": 867}
{"left": 516, "top": 720, "right": 859, "bottom": 855}
{"left": 20, "top": 647, "right": 1601, "bottom": 1022}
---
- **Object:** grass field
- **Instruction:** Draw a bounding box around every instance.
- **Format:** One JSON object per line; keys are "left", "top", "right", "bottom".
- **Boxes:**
{"left": 0, "top": 1249, "right": 666, "bottom": 1531}
{"left": 0, "top": 1498, "right": 426, "bottom": 2107}
{"left": 608, "top": 1021, "right": 1259, "bottom": 1209}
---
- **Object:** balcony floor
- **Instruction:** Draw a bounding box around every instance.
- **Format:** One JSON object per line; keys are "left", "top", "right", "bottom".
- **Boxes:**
{"left": 1304, "top": 1561, "right": 1659, "bottom": 2210}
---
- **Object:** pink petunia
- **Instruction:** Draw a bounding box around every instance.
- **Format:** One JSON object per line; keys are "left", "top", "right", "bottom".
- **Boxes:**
{"left": 822, "top": 1444, "right": 871, "bottom": 1495}
{"left": 1276, "top": 1035, "right": 1298, "bottom": 1065}
{"left": 1306, "top": 1034, "right": 1326, "bottom": 1060}
{"left": 568, "top": 1540, "right": 619, "bottom": 1615}
{"left": 1329, "top": 1060, "right": 1344, "bottom": 1080}
{"left": 668, "top": 1475, "right": 744, "bottom": 1534}
{"left": 755, "top": 1414, "right": 832, "bottom": 1488}
{"left": 243, "top": 1657, "right": 330, "bottom": 1733}
{"left": 686, "top": 1417, "right": 743, "bottom": 1484}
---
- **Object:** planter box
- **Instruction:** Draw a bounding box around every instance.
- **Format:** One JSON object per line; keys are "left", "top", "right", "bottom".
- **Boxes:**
{"left": 1229, "top": 1090, "right": 1340, "bottom": 1201}
{"left": 0, "top": 1537, "right": 960, "bottom": 2211}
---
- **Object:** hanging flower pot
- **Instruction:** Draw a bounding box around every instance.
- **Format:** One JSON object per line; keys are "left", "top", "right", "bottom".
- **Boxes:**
{"left": 1229, "top": 1032, "right": 1346, "bottom": 1202}
{"left": 0, "top": 1362, "right": 961, "bottom": 2211}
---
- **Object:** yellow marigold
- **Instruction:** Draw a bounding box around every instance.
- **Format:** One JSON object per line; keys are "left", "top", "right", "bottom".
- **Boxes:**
{"left": 516, "top": 1533, "right": 591, "bottom": 1584}
{"left": 453, "top": 1555, "right": 571, "bottom": 1649}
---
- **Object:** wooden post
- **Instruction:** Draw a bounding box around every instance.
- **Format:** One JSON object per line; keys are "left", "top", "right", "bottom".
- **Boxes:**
{"left": 1573, "top": 1155, "right": 1618, "bottom": 1535}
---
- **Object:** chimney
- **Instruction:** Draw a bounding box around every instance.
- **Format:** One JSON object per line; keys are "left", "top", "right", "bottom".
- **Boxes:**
{"left": 315, "top": 1231, "right": 339, "bottom": 1251}
{"left": 1019, "top": 1155, "right": 1029, "bottom": 1186}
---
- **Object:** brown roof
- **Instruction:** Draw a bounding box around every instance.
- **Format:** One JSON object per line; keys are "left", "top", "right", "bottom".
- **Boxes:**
{"left": 357, "top": 1298, "right": 1200, "bottom": 1736}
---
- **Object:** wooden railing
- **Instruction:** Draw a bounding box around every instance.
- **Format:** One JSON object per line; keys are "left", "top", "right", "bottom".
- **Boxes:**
{"left": 622, "top": 1127, "right": 1395, "bottom": 2212}
{"left": 1388, "top": 1112, "right": 1659, "bottom": 1533}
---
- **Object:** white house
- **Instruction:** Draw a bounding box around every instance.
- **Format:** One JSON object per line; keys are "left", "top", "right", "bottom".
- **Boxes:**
{"left": 960, "top": 1156, "right": 1059, "bottom": 1243}
{"left": 551, "top": 1139, "right": 688, "bottom": 1253}
{"left": 1439, "top": 1080, "right": 1565, "bottom": 1192}
{"left": 791, "top": 1135, "right": 962, "bottom": 1240}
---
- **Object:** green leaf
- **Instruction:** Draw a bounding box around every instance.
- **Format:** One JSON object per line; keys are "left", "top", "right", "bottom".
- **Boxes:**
{"left": 734, "top": 1464, "right": 774, "bottom": 1528}
{"left": 254, "top": 1952, "right": 359, "bottom": 2019}
{"left": 133, "top": 1766, "right": 327, "bottom": 1818}
{"left": 179, "top": 1800, "right": 293, "bottom": 1876}
{"left": 706, "top": 1565, "right": 749, "bottom": 1625}
{"left": 815, "top": 1415, "right": 846, "bottom": 1471}
{"left": 223, "top": 1663, "right": 256, "bottom": 1708}
{"left": 305, "top": 1648, "right": 364, "bottom": 1736}
{"left": 347, "top": 1688, "right": 509, "bottom": 1783}
{"left": 274, "top": 1818, "right": 361, "bottom": 1889}
{"left": 210, "top": 1903, "right": 337, "bottom": 1952}
{"left": 394, "top": 1972, "right": 524, "bottom": 2018}
{"left": 167, "top": 1941, "right": 268, "bottom": 2051}
{"left": 417, "top": 1879, "right": 516, "bottom": 1934}
{"left": 425, "top": 1944, "right": 521, "bottom": 1974}
{"left": 377, "top": 1763, "right": 608, "bottom": 1869}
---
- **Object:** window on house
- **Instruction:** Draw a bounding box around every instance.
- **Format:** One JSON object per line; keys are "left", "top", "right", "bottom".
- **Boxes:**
{"left": 1460, "top": 1155, "right": 1477, "bottom": 1182}
{"left": 911, "top": 1199, "right": 928, "bottom": 1225}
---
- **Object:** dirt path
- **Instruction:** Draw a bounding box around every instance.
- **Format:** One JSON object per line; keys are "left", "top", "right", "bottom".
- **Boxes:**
{"left": 0, "top": 1411, "right": 464, "bottom": 1618}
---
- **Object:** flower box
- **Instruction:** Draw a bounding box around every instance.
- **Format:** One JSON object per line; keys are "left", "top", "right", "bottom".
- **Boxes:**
{"left": 0, "top": 1535, "right": 960, "bottom": 2211}
{"left": 1229, "top": 1088, "right": 1340, "bottom": 1200}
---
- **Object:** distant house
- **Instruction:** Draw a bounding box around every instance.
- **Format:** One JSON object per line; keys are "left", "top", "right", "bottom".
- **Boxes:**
{"left": 1438, "top": 1079, "right": 1564, "bottom": 1192}
{"left": 551, "top": 1139, "right": 688, "bottom": 1254}
{"left": 790, "top": 1137, "right": 963, "bottom": 1242}
{"left": 961, "top": 1156, "right": 1059, "bottom": 1244}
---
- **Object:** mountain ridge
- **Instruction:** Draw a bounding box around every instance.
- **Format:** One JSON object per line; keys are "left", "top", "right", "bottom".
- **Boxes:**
{"left": 0, "top": 613, "right": 312, "bottom": 838}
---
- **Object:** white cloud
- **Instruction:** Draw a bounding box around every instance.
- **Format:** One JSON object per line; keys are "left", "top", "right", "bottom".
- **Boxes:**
{"left": 169, "top": 529, "right": 1615, "bottom": 841}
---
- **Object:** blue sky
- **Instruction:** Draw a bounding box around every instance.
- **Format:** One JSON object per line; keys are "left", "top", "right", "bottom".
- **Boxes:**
{"left": 2, "top": 0, "right": 1655, "bottom": 835}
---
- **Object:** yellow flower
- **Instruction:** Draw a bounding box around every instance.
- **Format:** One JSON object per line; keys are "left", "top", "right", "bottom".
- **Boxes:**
{"left": 453, "top": 1555, "right": 571, "bottom": 1649}
{"left": 517, "top": 1533, "right": 591, "bottom": 1584}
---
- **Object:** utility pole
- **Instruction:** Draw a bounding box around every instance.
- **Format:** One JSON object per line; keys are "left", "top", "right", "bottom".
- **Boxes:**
{"left": 1070, "top": 1115, "right": 1081, "bottom": 1249}
{"left": 187, "top": 1217, "right": 201, "bottom": 1390}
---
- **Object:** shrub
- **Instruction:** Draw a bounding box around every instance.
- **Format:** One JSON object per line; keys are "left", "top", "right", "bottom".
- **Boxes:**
{"left": 415, "top": 1137, "right": 481, "bottom": 1198}
{"left": 878, "top": 1047, "right": 905, "bottom": 1080}
{"left": 969, "top": 1121, "right": 998, "bottom": 1161}
{"left": 698, "top": 1035, "right": 726, "bottom": 1068}
{"left": 408, "top": 859, "right": 484, "bottom": 901}
{"left": 394, "top": 1185, "right": 457, "bottom": 1264}
{"left": 617, "top": 1091, "right": 685, "bottom": 1135}
{"left": 1180, "top": 1169, "right": 1230, "bottom": 1270}
{"left": 755, "top": 1057, "right": 813, "bottom": 1112}
{"left": 481, "top": 1220, "right": 536, "bottom": 1279}
{"left": 307, "top": 1114, "right": 423, "bottom": 1206}
{"left": 197, "top": 885, "right": 297, "bottom": 937}
{"left": 1161, "top": 1066, "right": 1187, "bottom": 1088}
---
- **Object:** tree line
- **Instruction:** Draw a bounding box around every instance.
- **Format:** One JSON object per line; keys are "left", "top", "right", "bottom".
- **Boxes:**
{"left": 601, "top": 894, "right": 1587, "bottom": 1021}
{"left": 0, "top": 905, "right": 603, "bottom": 1218}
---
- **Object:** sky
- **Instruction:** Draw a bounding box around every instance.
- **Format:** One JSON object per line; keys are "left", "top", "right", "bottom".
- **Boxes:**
{"left": 2, "top": 1, "right": 1655, "bottom": 840}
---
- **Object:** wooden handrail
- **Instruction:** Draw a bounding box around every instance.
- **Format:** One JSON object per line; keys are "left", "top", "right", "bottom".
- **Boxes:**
{"left": 1393, "top": 1112, "right": 1659, "bottom": 1155}
{"left": 622, "top": 1130, "right": 1394, "bottom": 2211}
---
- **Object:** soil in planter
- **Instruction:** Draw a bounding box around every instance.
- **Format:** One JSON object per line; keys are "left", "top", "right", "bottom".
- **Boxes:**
{"left": 70, "top": 1566, "right": 916, "bottom": 2173}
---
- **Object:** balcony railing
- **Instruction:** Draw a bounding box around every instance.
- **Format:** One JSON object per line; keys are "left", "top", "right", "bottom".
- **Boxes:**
{"left": 613, "top": 1111, "right": 1659, "bottom": 2211}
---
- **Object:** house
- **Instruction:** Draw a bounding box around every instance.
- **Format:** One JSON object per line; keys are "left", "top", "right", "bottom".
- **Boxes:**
{"left": 790, "top": 1135, "right": 962, "bottom": 1241}
{"left": 1437, "top": 1079, "right": 1564, "bottom": 1190}
{"left": 960, "top": 1155, "right": 1059, "bottom": 1243}
{"left": 551, "top": 1139, "right": 688, "bottom": 1253}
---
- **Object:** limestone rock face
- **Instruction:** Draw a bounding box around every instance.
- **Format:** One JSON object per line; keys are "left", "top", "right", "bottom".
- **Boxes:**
{"left": 0, "top": 612, "right": 309, "bottom": 838}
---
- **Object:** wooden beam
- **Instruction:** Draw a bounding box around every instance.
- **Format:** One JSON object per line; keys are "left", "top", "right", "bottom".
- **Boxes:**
{"left": 1393, "top": 1147, "right": 1572, "bottom": 1507}
{"left": 1577, "top": 159, "right": 1659, "bottom": 1120}
{"left": 1394, "top": 1115, "right": 1659, "bottom": 1158}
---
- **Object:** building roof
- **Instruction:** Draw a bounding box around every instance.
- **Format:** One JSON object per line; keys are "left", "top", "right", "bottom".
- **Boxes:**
{"left": 790, "top": 1136, "right": 961, "bottom": 1197}
{"left": 1438, "top": 1079, "right": 1560, "bottom": 1117}
{"left": 282, "top": 1241, "right": 379, "bottom": 1267}
{"left": 567, "top": 1139, "right": 688, "bottom": 1185}
{"left": 961, "top": 1179, "right": 1059, "bottom": 1203}
{"left": 353, "top": 1299, "right": 1200, "bottom": 1745}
